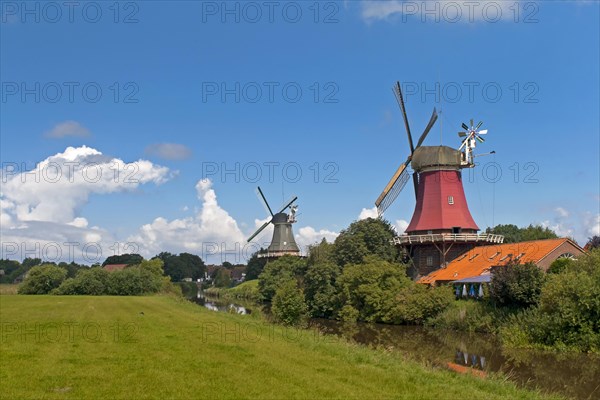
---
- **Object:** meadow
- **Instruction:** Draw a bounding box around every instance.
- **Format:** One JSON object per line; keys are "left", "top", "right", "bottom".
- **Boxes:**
{"left": 0, "top": 294, "right": 561, "bottom": 399}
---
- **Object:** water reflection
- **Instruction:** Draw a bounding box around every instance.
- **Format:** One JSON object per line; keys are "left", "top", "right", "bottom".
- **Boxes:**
{"left": 192, "top": 291, "right": 252, "bottom": 315}
{"left": 191, "top": 291, "right": 600, "bottom": 400}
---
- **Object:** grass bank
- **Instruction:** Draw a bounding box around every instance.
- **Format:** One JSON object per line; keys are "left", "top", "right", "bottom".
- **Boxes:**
{"left": 0, "top": 295, "right": 559, "bottom": 399}
{"left": 204, "top": 279, "right": 260, "bottom": 301}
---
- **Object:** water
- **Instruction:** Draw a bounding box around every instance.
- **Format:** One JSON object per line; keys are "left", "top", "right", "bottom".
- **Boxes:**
{"left": 193, "top": 291, "right": 600, "bottom": 400}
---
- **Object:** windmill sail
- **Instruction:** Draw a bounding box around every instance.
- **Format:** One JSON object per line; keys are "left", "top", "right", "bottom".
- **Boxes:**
{"left": 375, "top": 162, "right": 410, "bottom": 215}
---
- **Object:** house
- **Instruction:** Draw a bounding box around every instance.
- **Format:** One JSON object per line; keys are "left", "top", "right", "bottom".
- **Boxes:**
{"left": 103, "top": 264, "right": 128, "bottom": 272}
{"left": 417, "top": 238, "right": 585, "bottom": 285}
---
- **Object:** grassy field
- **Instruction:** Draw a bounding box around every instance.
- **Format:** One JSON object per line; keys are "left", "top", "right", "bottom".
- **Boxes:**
{"left": 0, "top": 295, "right": 560, "bottom": 400}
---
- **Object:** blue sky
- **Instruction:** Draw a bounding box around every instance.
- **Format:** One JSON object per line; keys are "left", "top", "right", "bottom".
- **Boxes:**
{"left": 1, "top": 1, "right": 599, "bottom": 263}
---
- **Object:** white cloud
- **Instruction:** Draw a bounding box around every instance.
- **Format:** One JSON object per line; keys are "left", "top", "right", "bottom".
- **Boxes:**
{"left": 45, "top": 121, "right": 91, "bottom": 138}
{"left": 295, "top": 226, "right": 339, "bottom": 250}
{"left": 582, "top": 213, "right": 600, "bottom": 238}
{"left": 359, "top": 206, "right": 379, "bottom": 220}
{"left": 394, "top": 219, "right": 409, "bottom": 234}
{"left": 0, "top": 146, "right": 171, "bottom": 224}
{"left": 0, "top": 146, "right": 171, "bottom": 263}
{"left": 360, "top": 0, "right": 526, "bottom": 23}
{"left": 145, "top": 143, "right": 192, "bottom": 160}
{"left": 128, "top": 178, "right": 247, "bottom": 262}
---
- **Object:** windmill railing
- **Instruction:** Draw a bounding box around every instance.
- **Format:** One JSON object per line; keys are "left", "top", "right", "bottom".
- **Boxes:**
{"left": 393, "top": 233, "right": 504, "bottom": 245}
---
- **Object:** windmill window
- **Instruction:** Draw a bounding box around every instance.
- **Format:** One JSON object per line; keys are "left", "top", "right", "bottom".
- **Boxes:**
{"left": 426, "top": 256, "right": 433, "bottom": 267}
{"left": 448, "top": 196, "right": 454, "bottom": 205}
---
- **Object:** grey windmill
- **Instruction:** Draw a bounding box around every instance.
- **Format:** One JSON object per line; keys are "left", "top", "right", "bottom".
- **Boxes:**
{"left": 247, "top": 187, "right": 300, "bottom": 258}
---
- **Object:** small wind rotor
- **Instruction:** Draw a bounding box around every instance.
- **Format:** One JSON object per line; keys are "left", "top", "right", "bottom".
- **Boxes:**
{"left": 458, "top": 119, "right": 488, "bottom": 166}
{"left": 247, "top": 187, "right": 298, "bottom": 243}
{"left": 375, "top": 81, "right": 438, "bottom": 215}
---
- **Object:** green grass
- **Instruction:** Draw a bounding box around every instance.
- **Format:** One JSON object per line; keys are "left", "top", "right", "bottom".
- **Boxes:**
{"left": 205, "top": 280, "right": 260, "bottom": 301}
{"left": 0, "top": 295, "right": 560, "bottom": 399}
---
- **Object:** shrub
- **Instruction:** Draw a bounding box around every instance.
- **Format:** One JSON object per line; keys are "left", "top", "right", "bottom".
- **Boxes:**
{"left": 258, "top": 256, "right": 306, "bottom": 301}
{"left": 386, "top": 285, "right": 454, "bottom": 325}
{"left": 271, "top": 280, "right": 308, "bottom": 326}
{"left": 304, "top": 262, "right": 341, "bottom": 318}
{"left": 53, "top": 267, "right": 110, "bottom": 295}
{"left": 426, "top": 300, "right": 512, "bottom": 333}
{"left": 500, "top": 250, "right": 600, "bottom": 352}
{"left": 18, "top": 264, "right": 67, "bottom": 294}
{"left": 489, "top": 262, "right": 545, "bottom": 308}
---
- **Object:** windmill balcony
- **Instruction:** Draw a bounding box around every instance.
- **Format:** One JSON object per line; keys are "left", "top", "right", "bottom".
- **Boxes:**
{"left": 393, "top": 233, "right": 504, "bottom": 245}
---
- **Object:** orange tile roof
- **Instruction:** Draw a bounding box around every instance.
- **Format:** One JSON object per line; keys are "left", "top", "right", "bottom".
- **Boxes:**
{"left": 103, "top": 264, "right": 128, "bottom": 272}
{"left": 417, "top": 238, "right": 577, "bottom": 284}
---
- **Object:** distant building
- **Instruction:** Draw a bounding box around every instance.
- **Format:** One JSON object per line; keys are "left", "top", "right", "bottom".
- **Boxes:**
{"left": 418, "top": 238, "right": 585, "bottom": 285}
{"left": 103, "top": 264, "right": 128, "bottom": 272}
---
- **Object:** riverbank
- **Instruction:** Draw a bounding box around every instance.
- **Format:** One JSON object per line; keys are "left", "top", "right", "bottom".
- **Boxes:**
{"left": 204, "top": 279, "right": 260, "bottom": 301}
{"left": 0, "top": 295, "right": 559, "bottom": 399}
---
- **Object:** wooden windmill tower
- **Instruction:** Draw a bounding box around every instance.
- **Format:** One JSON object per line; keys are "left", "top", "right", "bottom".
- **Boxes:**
{"left": 375, "top": 82, "right": 503, "bottom": 278}
{"left": 247, "top": 186, "right": 301, "bottom": 259}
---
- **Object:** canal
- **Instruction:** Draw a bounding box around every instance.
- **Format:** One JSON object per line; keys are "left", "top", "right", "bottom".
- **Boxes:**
{"left": 191, "top": 291, "right": 600, "bottom": 400}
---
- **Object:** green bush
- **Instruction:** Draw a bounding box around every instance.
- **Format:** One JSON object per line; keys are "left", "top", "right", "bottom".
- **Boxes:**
{"left": 489, "top": 262, "right": 545, "bottom": 308}
{"left": 258, "top": 256, "right": 306, "bottom": 301}
{"left": 386, "top": 285, "right": 454, "bottom": 325}
{"left": 332, "top": 218, "right": 399, "bottom": 267}
{"left": 304, "top": 262, "right": 341, "bottom": 318}
{"left": 426, "top": 300, "right": 512, "bottom": 333}
{"left": 500, "top": 250, "right": 600, "bottom": 352}
{"left": 271, "top": 280, "right": 308, "bottom": 326}
{"left": 18, "top": 264, "right": 67, "bottom": 294}
{"left": 53, "top": 259, "right": 166, "bottom": 296}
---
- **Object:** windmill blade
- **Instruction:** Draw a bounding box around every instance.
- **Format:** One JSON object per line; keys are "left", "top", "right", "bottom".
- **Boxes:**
{"left": 375, "top": 161, "right": 410, "bottom": 214}
{"left": 475, "top": 121, "right": 483, "bottom": 130}
{"left": 256, "top": 186, "right": 274, "bottom": 216}
{"left": 478, "top": 129, "right": 488, "bottom": 135}
{"left": 458, "top": 132, "right": 467, "bottom": 137}
{"left": 470, "top": 119, "right": 474, "bottom": 128}
{"left": 415, "top": 107, "right": 438, "bottom": 148}
{"left": 393, "top": 82, "right": 415, "bottom": 154}
{"left": 476, "top": 136, "right": 485, "bottom": 143}
{"left": 461, "top": 122, "right": 469, "bottom": 131}
{"left": 247, "top": 219, "right": 272, "bottom": 243}
{"left": 276, "top": 196, "right": 298, "bottom": 214}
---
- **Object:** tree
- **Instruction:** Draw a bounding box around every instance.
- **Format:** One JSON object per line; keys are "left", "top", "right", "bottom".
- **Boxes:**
{"left": 272, "top": 280, "right": 309, "bottom": 326}
{"left": 306, "top": 238, "right": 335, "bottom": 266}
{"left": 489, "top": 262, "right": 546, "bottom": 308}
{"left": 486, "top": 224, "right": 558, "bottom": 243}
{"left": 585, "top": 235, "right": 600, "bottom": 250}
{"left": 18, "top": 264, "right": 67, "bottom": 294}
{"left": 245, "top": 252, "right": 267, "bottom": 281}
{"left": 213, "top": 268, "right": 231, "bottom": 288}
{"left": 333, "top": 218, "right": 399, "bottom": 267}
{"left": 102, "top": 253, "right": 143, "bottom": 266}
{"left": 21, "top": 257, "right": 42, "bottom": 269}
{"left": 304, "top": 262, "right": 340, "bottom": 318}
{"left": 222, "top": 261, "right": 233, "bottom": 269}
{"left": 335, "top": 256, "right": 411, "bottom": 322}
{"left": 258, "top": 256, "right": 306, "bottom": 301}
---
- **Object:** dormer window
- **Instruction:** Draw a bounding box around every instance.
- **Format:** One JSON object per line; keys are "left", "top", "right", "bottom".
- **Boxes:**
{"left": 489, "top": 252, "right": 500, "bottom": 259}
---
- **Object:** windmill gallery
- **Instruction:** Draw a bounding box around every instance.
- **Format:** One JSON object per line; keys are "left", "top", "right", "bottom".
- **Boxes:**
{"left": 247, "top": 81, "right": 585, "bottom": 283}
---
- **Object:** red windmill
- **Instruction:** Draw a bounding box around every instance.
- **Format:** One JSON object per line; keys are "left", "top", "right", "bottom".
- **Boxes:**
{"left": 375, "top": 82, "right": 503, "bottom": 278}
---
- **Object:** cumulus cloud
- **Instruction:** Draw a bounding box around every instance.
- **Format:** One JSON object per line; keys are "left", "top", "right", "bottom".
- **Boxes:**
{"left": 0, "top": 146, "right": 171, "bottom": 224}
{"left": 128, "top": 178, "right": 246, "bottom": 262}
{"left": 145, "top": 143, "right": 192, "bottom": 160}
{"left": 361, "top": 0, "right": 526, "bottom": 23}
{"left": 0, "top": 146, "right": 171, "bottom": 263}
{"left": 359, "top": 206, "right": 379, "bottom": 220}
{"left": 45, "top": 121, "right": 91, "bottom": 138}
{"left": 394, "top": 219, "right": 409, "bottom": 234}
{"left": 295, "top": 226, "right": 339, "bottom": 249}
